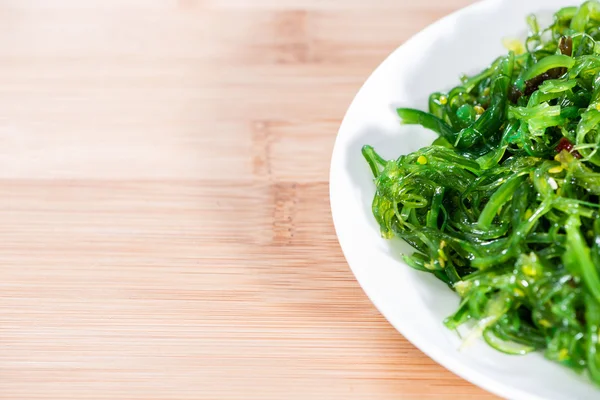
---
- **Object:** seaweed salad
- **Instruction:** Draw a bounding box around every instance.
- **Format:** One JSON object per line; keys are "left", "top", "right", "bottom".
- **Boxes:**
{"left": 363, "top": 1, "right": 600, "bottom": 383}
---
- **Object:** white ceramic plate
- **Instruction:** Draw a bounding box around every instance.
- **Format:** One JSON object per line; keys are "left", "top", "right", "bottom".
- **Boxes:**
{"left": 329, "top": 0, "right": 599, "bottom": 399}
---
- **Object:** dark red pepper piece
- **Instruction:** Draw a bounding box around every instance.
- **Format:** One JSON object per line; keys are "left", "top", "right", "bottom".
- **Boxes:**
{"left": 556, "top": 137, "right": 582, "bottom": 158}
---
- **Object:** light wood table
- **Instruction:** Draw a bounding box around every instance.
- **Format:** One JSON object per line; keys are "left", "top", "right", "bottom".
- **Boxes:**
{"left": 0, "top": 1, "right": 499, "bottom": 399}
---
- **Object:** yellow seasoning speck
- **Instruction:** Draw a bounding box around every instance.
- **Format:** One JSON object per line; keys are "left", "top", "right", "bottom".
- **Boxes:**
{"left": 454, "top": 281, "right": 471, "bottom": 297}
{"left": 417, "top": 155, "right": 428, "bottom": 165}
{"left": 482, "top": 87, "right": 491, "bottom": 96}
{"left": 558, "top": 348, "right": 569, "bottom": 361}
{"left": 549, "top": 166, "right": 563, "bottom": 174}
{"left": 596, "top": 103, "right": 600, "bottom": 112}
{"left": 502, "top": 37, "right": 526, "bottom": 55}
{"left": 474, "top": 105, "right": 485, "bottom": 115}
{"left": 513, "top": 288, "right": 525, "bottom": 297}
{"left": 438, "top": 248, "right": 448, "bottom": 261}
{"left": 539, "top": 319, "right": 552, "bottom": 328}
{"left": 523, "top": 263, "right": 537, "bottom": 277}
{"left": 439, "top": 95, "right": 448, "bottom": 105}
{"left": 525, "top": 209, "right": 533, "bottom": 220}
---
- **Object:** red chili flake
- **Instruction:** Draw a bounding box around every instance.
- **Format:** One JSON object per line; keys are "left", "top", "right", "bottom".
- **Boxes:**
{"left": 555, "top": 137, "right": 581, "bottom": 158}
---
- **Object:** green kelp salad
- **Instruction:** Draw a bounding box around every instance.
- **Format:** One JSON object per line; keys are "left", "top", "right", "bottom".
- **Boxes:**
{"left": 362, "top": 1, "right": 600, "bottom": 384}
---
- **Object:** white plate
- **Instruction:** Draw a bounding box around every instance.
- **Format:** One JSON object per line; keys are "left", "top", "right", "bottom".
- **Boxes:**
{"left": 329, "top": 0, "right": 598, "bottom": 399}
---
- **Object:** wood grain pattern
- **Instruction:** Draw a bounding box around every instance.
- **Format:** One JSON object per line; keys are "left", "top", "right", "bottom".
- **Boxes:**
{"left": 0, "top": 1, "right": 500, "bottom": 399}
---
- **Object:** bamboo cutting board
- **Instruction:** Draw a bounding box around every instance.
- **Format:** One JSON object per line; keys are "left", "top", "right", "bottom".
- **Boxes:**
{"left": 0, "top": 1, "right": 500, "bottom": 399}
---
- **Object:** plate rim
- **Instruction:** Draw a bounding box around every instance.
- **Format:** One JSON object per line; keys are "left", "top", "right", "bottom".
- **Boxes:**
{"left": 328, "top": 0, "right": 556, "bottom": 398}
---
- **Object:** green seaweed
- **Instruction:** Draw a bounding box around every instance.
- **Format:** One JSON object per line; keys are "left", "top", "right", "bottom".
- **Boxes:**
{"left": 363, "top": 1, "right": 600, "bottom": 385}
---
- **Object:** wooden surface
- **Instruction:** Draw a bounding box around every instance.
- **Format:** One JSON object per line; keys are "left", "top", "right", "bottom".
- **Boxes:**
{"left": 0, "top": 1, "right": 501, "bottom": 399}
